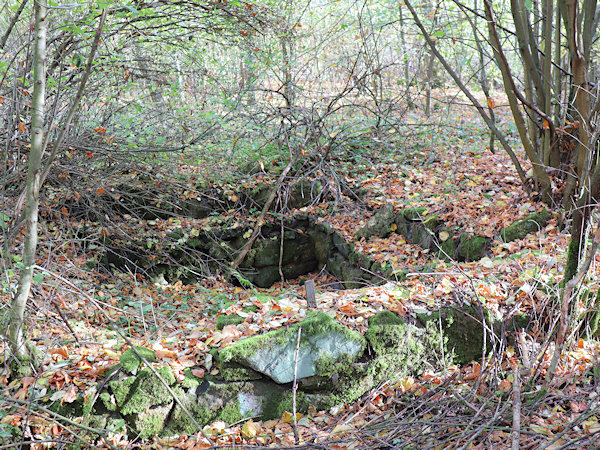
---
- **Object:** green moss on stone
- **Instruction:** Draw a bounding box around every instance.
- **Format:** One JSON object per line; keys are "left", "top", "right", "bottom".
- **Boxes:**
{"left": 368, "top": 310, "right": 404, "bottom": 327}
{"left": 439, "top": 234, "right": 457, "bottom": 259}
{"left": 500, "top": 209, "right": 550, "bottom": 242}
{"left": 218, "top": 399, "right": 244, "bottom": 424}
{"left": 419, "top": 306, "right": 490, "bottom": 364}
{"left": 216, "top": 314, "right": 244, "bottom": 330}
{"left": 457, "top": 234, "right": 490, "bottom": 261}
{"left": 219, "top": 312, "right": 365, "bottom": 383}
{"left": 110, "top": 367, "right": 176, "bottom": 415}
{"left": 119, "top": 346, "right": 157, "bottom": 374}
{"left": 181, "top": 368, "right": 202, "bottom": 389}
{"left": 99, "top": 391, "right": 117, "bottom": 412}
{"left": 130, "top": 402, "right": 173, "bottom": 438}
{"left": 402, "top": 207, "right": 428, "bottom": 221}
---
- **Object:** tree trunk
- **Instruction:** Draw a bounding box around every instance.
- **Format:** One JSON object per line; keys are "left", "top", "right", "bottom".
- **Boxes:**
{"left": 7, "top": 0, "right": 47, "bottom": 374}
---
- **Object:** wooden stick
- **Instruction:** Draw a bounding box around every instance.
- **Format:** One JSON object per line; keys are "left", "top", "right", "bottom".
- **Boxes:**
{"left": 305, "top": 279, "right": 317, "bottom": 309}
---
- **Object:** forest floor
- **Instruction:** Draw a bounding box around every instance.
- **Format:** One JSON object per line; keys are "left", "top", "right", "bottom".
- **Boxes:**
{"left": 1, "top": 93, "right": 600, "bottom": 448}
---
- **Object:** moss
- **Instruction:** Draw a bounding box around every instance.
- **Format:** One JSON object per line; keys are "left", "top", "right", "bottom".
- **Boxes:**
{"left": 110, "top": 367, "right": 176, "bottom": 415}
{"left": 419, "top": 306, "right": 490, "bottom": 364}
{"left": 500, "top": 209, "right": 550, "bottom": 242}
{"left": 119, "top": 346, "right": 157, "bottom": 374}
{"left": 181, "top": 368, "right": 202, "bottom": 389}
{"left": 563, "top": 235, "right": 580, "bottom": 285}
{"left": 167, "top": 389, "right": 215, "bottom": 434}
{"left": 365, "top": 315, "right": 428, "bottom": 376}
{"left": 49, "top": 394, "right": 85, "bottom": 418}
{"left": 402, "top": 207, "right": 428, "bottom": 221}
{"left": 131, "top": 403, "right": 172, "bottom": 439}
{"left": 216, "top": 314, "right": 244, "bottom": 330}
{"left": 99, "top": 391, "right": 117, "bottom": 412}
{"left": 368, "top": 310, "right": 405, "bottom": 327}
{"left": 457, "top": 234, "right": 490, "bottom": 261}
{"left": 218, "top": 399, "right": 243, "bottom": 424}
{"left": 439, "top": 234, "right": 457, "bottom": 259}
{"left": 220, "top": 363, "right": 263, "bottom": 382}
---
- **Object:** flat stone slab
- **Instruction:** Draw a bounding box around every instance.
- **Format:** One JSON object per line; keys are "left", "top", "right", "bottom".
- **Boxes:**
{"left": 220, "top": 312, "right": 366, "bottom": 384}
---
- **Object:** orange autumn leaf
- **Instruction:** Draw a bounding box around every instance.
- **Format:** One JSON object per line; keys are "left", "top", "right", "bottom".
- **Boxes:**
{"left": 96, "top": 187, "right": 105, "bottom": 195}
{"left": 339, "top": 302, "right": 357, "bottom": 314}
{"left": 464, "top": 362, "right": 481, "bottom": 381}
{"left": 94, "top": 126, "right": 106, "bottom": 134}
{"left": 155, "top": 348, "right": 178, "bottom": 359}
{"left": 50, "top": 347, "right": 69, "bottom": 359}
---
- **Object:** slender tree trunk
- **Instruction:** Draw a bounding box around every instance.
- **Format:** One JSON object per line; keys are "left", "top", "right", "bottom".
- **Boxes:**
{"left": 8, "top": 0, "right": 47, "bottom": 374}
{"left": 398, "top": 3, "right": 412, "bottom": 106}
{"left": 471, "top": 0, "right": 495, "bottom": 153}
{"left": 542, "top": 0, "right": 553, "bottom": 166}
{"left": 280, "top": 33, "right": 294, "bottom": 108}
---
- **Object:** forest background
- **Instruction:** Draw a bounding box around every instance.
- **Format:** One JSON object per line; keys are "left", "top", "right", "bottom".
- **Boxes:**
{"left": 1, "top": 0, "right": 600, "bottom": 447}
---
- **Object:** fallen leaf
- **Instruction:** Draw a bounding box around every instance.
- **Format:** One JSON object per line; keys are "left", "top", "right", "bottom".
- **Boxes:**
{"left": 61, "top": 385, "right": 77, "bottom": 405}
{"left": 241, "top": 420, "right": 261, "bottom": 438}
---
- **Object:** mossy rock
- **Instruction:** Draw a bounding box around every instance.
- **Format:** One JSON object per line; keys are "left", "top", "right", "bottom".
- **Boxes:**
{"left": 355, "top": 205, "right": 395, "bottom": 239}
{"left": 394, "top": 213, "right": 410, "bottom": 236}
{"left": 219, "top": 312, "right": 366, "bottom": 384}
{"left": 168, "top": 379, "right": 287, "bottom": 433}
{"left": 418, "top": 305, "right": 490, "bottom": 365}
{"left": 365, "top": 311, "right": 428, "bottom": 376}
{"left": 130, "top": 403, "right": 173, "bottom": 439}
{"left": 457, "top": 234, "right": 490, "bottom": 261}
{"left": 402, "top": 207, "right": 428, "bottom": 221}
{"left": 308, "top": 229, "right": 333, "bottom": 265}
{"left": 500, "top": 209, "right": 550, "bottom": 242}
{"left": 332, "top": 232, "right": 351, "bottom": 258}
{"left": 119, "top": 346, "right": 157, "bottom": 374}
{"left": 110, "top": 367, "right": 176, "bottom": 416}
{"left": 216, "top": 314, "right": 244, "bottom": 330}
{"left": 438, "top": 233, "right": 458, "bottom": 259}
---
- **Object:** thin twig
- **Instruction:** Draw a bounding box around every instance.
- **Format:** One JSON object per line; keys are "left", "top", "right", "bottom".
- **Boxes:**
{"left": 292, "top": 324, "right": 302, "bottom": 444}
{"left": 512, "top": 362, "right": 522, "bottom": 450}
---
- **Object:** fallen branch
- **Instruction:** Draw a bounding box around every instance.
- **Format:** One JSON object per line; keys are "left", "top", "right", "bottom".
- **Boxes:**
{"left": 231, "top": 154, "right": 297, "bottom": 270}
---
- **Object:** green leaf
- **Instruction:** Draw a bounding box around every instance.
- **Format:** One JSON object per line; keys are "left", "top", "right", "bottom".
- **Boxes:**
{"left": 122, "top": 5, "right": 139, "bottom": 14}
{"left": 33, "top": 273, "right": 45, "bottom": 285}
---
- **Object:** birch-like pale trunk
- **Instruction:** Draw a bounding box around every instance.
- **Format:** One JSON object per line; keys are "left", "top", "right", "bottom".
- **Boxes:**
{"left": 7, "top": 0, "right": 47, "bottom": 372}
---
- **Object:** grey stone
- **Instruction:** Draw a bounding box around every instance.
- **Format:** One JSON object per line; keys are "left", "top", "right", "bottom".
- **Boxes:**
{"left": 356, "top": 205, "right": 395, "bottom": 239}
{"left": 220, "top": 312, "right": 366, "bottom": 384}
